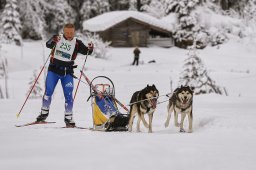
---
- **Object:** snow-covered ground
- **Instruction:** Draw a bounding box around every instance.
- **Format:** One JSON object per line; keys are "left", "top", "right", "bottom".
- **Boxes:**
{"left": 1, "top": 39, "right": 256, "bottom": 170}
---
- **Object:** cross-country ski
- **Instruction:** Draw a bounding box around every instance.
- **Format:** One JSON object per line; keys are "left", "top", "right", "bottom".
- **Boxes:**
{"left": 15, "top": 121, "right": 56, "bottom": 127}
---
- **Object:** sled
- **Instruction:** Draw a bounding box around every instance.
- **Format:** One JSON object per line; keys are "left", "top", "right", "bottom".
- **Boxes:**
{"left": 88, "top": 76, "right": 129, "bottom": 131}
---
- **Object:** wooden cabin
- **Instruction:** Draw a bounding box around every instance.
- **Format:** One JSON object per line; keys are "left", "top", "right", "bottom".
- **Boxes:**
{"left": 83, "top": 11, "right": 174, "bottom": 47}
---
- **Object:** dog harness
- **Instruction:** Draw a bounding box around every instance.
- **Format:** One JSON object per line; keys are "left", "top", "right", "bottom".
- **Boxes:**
{"left": 136, "top": 91, "right": 157, "bottom": 113}
{"left": 178, "top": 99, "right": 192, "bottom": 112}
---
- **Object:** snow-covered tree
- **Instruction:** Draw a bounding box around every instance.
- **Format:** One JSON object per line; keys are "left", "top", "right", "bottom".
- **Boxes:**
{"left": 129, "top": 0, "right": 137, "bottom": 10}
{"left": 0, "top": 45, "right": 9, "bottom": 99}
{"left": 179, "top": 49, "right": 223, "bottom": 95}
{"left": 65, "top": 0, "right": 84, "bottom": 30}
{"left": 19, "top": 0, "right": 76, "bottom": 40}
{"left": 129, "top": 0, "right": 151, "bottom": 11}
{"left": 210, "top": 31, "right": 227, "bottom": 46}
{"left": 0, "top": 0, "right": 6, "bottom": 11}
{"left": 77, "top": 32, "right": 111, "bottom": 59}
{"left": 19, "top": 0, "right": 45, "bottom": 39}
{"left": 44, "top": 0, "right": 76, "bottom": 34}
{"left": 141, "top": 0, "right": 167, "bottom": 18}
{"left": 109, "top": 0, "right": 130, "bottom": 10}
{"left": 27, "top": 70, "right": 43, "bottom": 99}
{"left": 165, "top": 0, "right": 204, "bottom": 48}
{"left": 209, "top": 0, "right": 248, "bottom": 12}
{"left": 1, "top": 0, "right": 22, "bottom": 46}
{"left": 243, "top": 0, "right": 256, "bottom": 23}
{"left": 80, "top": 0, "right": 110, "bottom": 23}
{"left": 166, "top": 0, "right": 199, "bottom": 15}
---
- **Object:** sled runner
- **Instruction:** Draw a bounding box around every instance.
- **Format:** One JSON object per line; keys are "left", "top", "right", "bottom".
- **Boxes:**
{"left": 88, "top": 76, "right": 129, "bottom": 131}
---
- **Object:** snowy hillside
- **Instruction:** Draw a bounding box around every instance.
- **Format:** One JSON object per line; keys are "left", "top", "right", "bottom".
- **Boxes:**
{"left": 0, "top": 38, "right": 256, "bottom": 170}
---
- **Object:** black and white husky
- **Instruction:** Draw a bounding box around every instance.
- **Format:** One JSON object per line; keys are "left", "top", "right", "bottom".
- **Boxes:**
{"left": 165, "top": 86, "right": 194, "bottom": 133}
{"left": 128, "top": 85, "right": 159, "bottom": 133}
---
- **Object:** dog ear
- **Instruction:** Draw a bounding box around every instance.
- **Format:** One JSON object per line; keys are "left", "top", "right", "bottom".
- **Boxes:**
{"left": 173, "top": 87, "right": 179, "bottom": 93}
{"left": 152, "top": 84, "right": 155, "bottom": 88}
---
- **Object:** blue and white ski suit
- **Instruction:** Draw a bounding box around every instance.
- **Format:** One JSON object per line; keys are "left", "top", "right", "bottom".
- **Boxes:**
{"left": 42, "top": 34, "right": 92, "bottom": 115}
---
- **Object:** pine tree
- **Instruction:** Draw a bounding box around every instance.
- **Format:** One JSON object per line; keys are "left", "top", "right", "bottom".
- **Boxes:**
{"left": 80, "top": 0, "right": 110, "bottom": 23}
{"left": 243, "top": 0, "right": 256, "bottom": 23}
{"left": 77, "top": 32, "right": 111, "bottom": 59}
{"left": 44, "top": 0, "right": 76, "bottom": 33}
{"left": 0, "top": 45, "right": 9, "bottom": 99}
{"left": 211, "top": 0, "right": 248, "bottom": 11}
{"left": 18, "top": 0, "right": 43, "bottom": 40}
{"left": 141, "top": 0, "right": 167, "bottom": 18}
{"left": 1, "top": 0, "right": 22, "bottom": 46}
{"left": 165, "top": 0, "right": 210, "bottom": 49}
{"left": 65, "top": 0, "right": 84, "bottom": 30}
{"left": 0, "top": 43, "right": 4, "bottom": 99}
{"left": 109, "top": 0, "right": 130, "bottom": 10}
{"left": 19, "top": 0, "right": 76, "bottom": 40}
{"left": 179, "top": 49, "right": 223, "bottom": 95}
{"left": 27, "top": 70, "right": 43, "bottom": 99}
{"left": 0, "top": 0, "right": 7, "bottom": 11}
{"left": 129, "top": 0, "right": 151, "bottom": 11}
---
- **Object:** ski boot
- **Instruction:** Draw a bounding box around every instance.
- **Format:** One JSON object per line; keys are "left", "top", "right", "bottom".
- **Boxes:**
{"left": 36, "top": 108, "right": 49, "bottom": 122}
{"left": 64, "top": 114, "right": 76, "bottom": 128}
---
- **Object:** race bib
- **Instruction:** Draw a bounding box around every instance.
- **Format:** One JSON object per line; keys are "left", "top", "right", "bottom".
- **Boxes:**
{"left": 53, "top": 34, "right": 76, "bottom": 61}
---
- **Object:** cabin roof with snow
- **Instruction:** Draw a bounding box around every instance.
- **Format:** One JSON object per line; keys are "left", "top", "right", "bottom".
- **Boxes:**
{"left": 82, "top": 11, "right": 175, "bottom": 47}
{"left": 83, "top": 11, "right": 174, "bottom": 33}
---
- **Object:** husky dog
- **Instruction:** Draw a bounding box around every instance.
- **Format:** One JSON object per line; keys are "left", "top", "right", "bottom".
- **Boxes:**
{"left": 165, "top": 85, "right": 194, "bottom": 133}
{"left": 128, "top": 85, "right": 159, "bottom": 133}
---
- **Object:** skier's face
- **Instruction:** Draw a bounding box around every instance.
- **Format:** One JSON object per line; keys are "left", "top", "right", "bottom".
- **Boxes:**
{"left": 64, "top": 27, "right": 75, "bottom": 41}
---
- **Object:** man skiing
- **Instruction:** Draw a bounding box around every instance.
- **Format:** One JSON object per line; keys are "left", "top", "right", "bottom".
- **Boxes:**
{"left": 36, "top": 23, "right": 93, "bottom": 127}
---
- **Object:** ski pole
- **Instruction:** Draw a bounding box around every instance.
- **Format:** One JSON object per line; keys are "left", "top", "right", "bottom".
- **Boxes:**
{"left": 80, "top": 71, "right": 104, "bottom": 98}
{"left": 112, "top": 96, "right": 129, "bottom": 112}
{"left": 71, "top": 74, "right": 89, "bottom": 87}
{"left": 16, "top": 51, "right": 52, "bottom": 118}
{"left": 73, "top": 51, "right": 89, "bottom": 100}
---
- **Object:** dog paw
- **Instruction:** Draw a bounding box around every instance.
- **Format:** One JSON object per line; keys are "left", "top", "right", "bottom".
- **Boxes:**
{"left": 164, "top": 122, "right": 169, "bottom": 128}
{"left": 175, "top": 123, "right": 180, "bottom": 127}
{"left": 128, "top": 128, "right": 132, "bottom": 132}
{"left": 148, "top": 130, "right": 153, "bottom": 133}
{"left": 188, "top": 129, "right": 193, "bottom": 133}
{"left": 179, "top": 128, "right": 185, "bottom": 133}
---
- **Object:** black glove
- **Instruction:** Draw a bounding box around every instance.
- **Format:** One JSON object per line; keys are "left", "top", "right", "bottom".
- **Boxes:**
{"left": 88, "top": 42, "right": 94, "bottom": 51}
{"left": 53, "top": 35, "right": 60, "bottom": 43}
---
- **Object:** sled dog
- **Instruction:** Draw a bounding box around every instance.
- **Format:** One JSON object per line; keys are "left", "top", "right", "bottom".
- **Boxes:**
{"left": 165, "top": 85, "right": 194, "bottom": 133}
{"left": 128, "top": 85, "right": 159, "bottom": 133}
